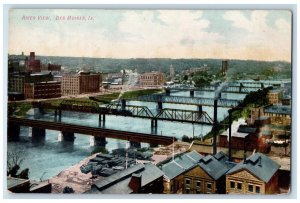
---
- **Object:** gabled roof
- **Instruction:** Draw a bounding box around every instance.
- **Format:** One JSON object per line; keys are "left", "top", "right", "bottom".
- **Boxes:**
{"left": 198, "top": 153, "right": 233, "bottom": 180}
{"left": 226, "top": 153, "right": 280, "bottom": 183}
{"left": 238, "top": 125, "right": 257, "bottom": 134}
{"left": 264, "top": 105, "right": 291, "bottom": 115}
{"left": 89, "top": 163, "right": 164, "bottom": 194}
{"left": 161, "top": 150, "right": 204, "bottom": 180}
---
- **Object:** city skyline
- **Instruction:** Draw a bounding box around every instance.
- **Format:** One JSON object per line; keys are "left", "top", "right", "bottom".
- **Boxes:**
{"left": 9, "top": 9, "right": 292, "bottom": 62}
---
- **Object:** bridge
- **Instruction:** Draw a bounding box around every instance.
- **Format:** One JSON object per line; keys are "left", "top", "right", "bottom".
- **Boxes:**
{"left": 126, "top": 94, "right": 241, "bottom": 108}
{"left": 8, "top": 117, "right": 175, "bottom": 146}
{"left": 164, "top": 83, "right": 263, "bottom": 95}
{"left": 32, "top": 100, "right": 214, "bottom": 125}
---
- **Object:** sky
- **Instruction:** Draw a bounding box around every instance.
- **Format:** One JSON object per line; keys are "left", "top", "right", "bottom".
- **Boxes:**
{"left": 8, "top": 9, "right": 292, "bottom": 62}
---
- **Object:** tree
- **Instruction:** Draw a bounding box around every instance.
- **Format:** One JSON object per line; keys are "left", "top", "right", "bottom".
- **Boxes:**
{"left": 7, "top": 146, "right": 29, "bottom": 179}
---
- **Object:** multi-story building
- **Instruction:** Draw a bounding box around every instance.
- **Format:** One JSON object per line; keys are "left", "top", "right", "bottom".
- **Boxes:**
{"left": 8, "top": 75, "right": 25, "bottom": 93}
{"left": 61, "top": 72, "right": 101, "bottom": 95}
{"left": 25, "top": 52, "right": 41, "bottom": 73}
{"left": 24, "top": 81, "right": 61, "bottom": 99}
{"left": 139, "top": 72, "right": 166, "bottom": 87}
{"left": 182, "top": 152, "right": 235, "bottom": 194}
{"left": 226, "top": 152, "right": 280, "bottom": 194}
{"left": 86, "top": 163, "right": 164, "bottom": 194}
{"left": 267, "top": 89, "right": 283, "bottom": 105}
{"left": 8, "top": 72, "right": 54, "bottom": 94}
{"left": 264, "top": 105, "right": 291, "bottom": 126}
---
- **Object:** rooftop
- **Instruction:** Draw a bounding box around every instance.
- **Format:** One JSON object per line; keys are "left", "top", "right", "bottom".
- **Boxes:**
{"left": 264, "top": 105, "right": 291, "bottom": 115}
{"left": 227, "top": 152, "right": 281, "bottom": 183}
{"left": 161, "top": 150, "right": 204, "bottom": 180}
{"left": 197, "top": 152, "right": 235, "bottom": 180}
{"left": 221, "top": 119, "right": 250, "bottom": 138}
{"left": 7, "top": 177, "right": 30, "bottom": 190}
{"left": 89, "top": 163, "right": 164, "bottom": 194}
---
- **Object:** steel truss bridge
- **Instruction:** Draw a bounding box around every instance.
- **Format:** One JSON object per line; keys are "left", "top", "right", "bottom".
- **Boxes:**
{"left": 32, "top": 100, "right": 214, "bottom": 125}
{"left": 126, "top": 94, "right": 241, "bottom": 108}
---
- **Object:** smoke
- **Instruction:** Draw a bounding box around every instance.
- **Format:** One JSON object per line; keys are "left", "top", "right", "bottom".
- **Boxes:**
{"left": 117, "top": 71, "right": 139, "bottom": 100}
{"left": 214, "top": 82, "right": 229, "bottom": 99}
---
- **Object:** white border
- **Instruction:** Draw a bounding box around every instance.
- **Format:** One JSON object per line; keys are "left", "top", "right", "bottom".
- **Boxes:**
{"left": 1, "top": 1, "right": 299, "bottom": 202}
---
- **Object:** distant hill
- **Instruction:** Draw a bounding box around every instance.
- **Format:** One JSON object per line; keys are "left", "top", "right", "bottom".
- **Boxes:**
{"left": 14, "top": 55, "right": 292, "bottom": 80}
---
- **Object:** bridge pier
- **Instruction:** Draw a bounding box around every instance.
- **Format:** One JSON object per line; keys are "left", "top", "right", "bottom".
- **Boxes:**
{"left": 32, "top": 127, "right": 46, "bottom": 142}
{"left": 190, "top": 90, "right": 194, "bottom": 97}
{"left": 151, "top": 119, "right": 158, "bottom": 128}
{"left": 157, "top": 102, "right": 163, "bottom": 110}
{"left": 98, "top": 114, "right": 106, "bottom": 127}
{"left": 62, "top": 131, "right": 75, "bottom": 142}
{"left": 7, "top": 123, "right": 20, "bottom": 141}
{"left": 165, "top": 89, "right": 171, "bottom": 96}
{"left": 94, "top": 137, "right": 107, "bottom": 147}
{"left": 261, "top": 83, "right": 264, "bottom": 89}
{"left": 58, "top": 109, "right": 62, "bottom": 122}
{"left": 130, "top": 141, "right": 141, "bottom": 149}
{"left": 121, "top": 99, "right": 126, "bottom": 111}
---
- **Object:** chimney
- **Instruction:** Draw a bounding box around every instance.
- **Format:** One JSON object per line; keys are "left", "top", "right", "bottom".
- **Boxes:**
{"left": 213, "top": 99, "right": 218, "bottom": 155}
{"left": 128, "top": 173, "right": 142, "bottom": 193}
{"left": 228, "top": 109, "right": 232, "bottom": 161}
{"left": 30, "top": 52, "right": 35, "bottom": 60}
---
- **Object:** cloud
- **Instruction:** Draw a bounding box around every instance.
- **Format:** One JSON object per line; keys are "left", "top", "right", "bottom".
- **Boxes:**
{"left": 221, "top": 10, "right": 291, "bottom": 61}
{"left": 8, "top": 9, "right": 292, "bottom": 61}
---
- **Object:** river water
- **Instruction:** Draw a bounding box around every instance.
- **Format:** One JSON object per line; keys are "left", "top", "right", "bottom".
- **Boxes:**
{"left": 7, "top": 90, "right": 247, "bottom": 180}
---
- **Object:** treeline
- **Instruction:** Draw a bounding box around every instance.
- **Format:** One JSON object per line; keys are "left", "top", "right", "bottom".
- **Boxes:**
{"left": 37, "top": 56, "right": 291, "bottom": 79}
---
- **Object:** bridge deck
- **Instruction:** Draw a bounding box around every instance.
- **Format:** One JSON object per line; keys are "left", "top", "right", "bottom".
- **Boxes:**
{"left": 8, "top": 117, "right": 175, "bottom": 145}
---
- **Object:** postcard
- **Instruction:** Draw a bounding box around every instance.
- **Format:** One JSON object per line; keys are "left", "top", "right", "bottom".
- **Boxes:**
{"left": 6, "top": 8, "right": 292, "bottom": 196}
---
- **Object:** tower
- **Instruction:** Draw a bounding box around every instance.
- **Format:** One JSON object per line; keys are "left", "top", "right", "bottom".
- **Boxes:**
{"left": 221, "top": 60, "right": 228, "bottom": 76}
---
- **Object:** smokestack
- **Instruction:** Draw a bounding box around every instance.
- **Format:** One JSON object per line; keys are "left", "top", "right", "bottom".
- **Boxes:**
{"left": 228, "top": 109, "right": 232, "bottom": 161}
{"left": 213, "top": 99, "right": 218, "bottom": 155}
{"left": 222, "top": 60, "right": 228, "bottom": 76}
{"left": 30, "top": 52, "right": 35, "bottom": 60}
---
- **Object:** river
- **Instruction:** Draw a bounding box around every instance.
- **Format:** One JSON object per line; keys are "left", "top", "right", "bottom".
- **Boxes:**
{"left": 7, "top": 90, "right": 247, "bottom": 180}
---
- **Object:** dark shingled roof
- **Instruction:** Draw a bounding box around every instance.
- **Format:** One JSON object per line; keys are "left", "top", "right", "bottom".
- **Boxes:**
{"left": 198, "top": 153, "right": 233, "bottom": 180}
{"left": 226, "top": 153, "right": 280, "bottom": 183}
{"left": 161, "top": 150, "right": 204, "bottom": 179}
{"left": 88, "top": 163, "right": 164, "bottom": 194}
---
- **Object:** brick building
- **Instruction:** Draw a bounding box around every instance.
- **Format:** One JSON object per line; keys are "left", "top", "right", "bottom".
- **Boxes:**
{"left": 219, "top": 119, "right": 258, "bottom": 152}
{"left": 159, "top": 151, "right": 203, "bottom": 194}
{"left": 24, "top": 81, "right": 61, "bottom": 99}
{"left": 61, "top": 72, "right": 101, "bottom": 95}
{"left": 267, "top": 89, "right": 283, "bottom": 105}
{"left": 8, "top": 72, "right": 54, "bottom": 94}
{"left": 25, "top": 52, "right": 41, "bottom": 73}
{"left": 226, "top": 152, "right": 280, "bottom": 194}
{"left": 264, "top": 105, "right": 291, "bottom": 126}
{"left": 8, "top": 75, "right": 25, "bottom": 93}
{"left": 139, "top": 72, "right": 166, "bottom": 87}
{"left": 182, "top": 152, "right": 235, "bottom": 194}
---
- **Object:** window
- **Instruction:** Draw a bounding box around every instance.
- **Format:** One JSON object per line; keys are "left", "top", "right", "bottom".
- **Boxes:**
{"left": 237, "top": 182, "right": 242, "bottom": 190}
{"left": 255, "top": 186, "right": 260, "bottom": 193}
{"left": 248, "top": 184, "right": 253, "bottom": 192}
{"left": 196, "top": 181, "right": 201, "bottom": 188}
{"left": 185, "top": 188, "right": 190, "bottom": 194}
{"left": 230, "top": 181, "right": 235, "bottom": 189}
{"left": 185, "top": 179, "right": 191, "bottom": 185}
{"left": 196, "top": 189, "right": 201, "bottom": 194}
{"left": 207, "top": 182, "right": 212, "bottom": 190}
